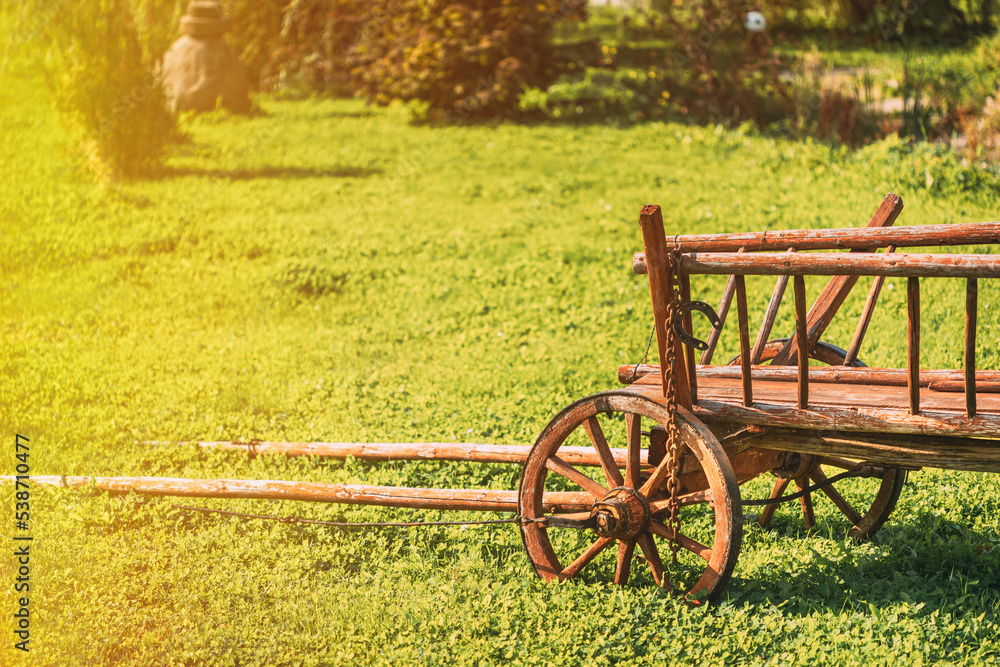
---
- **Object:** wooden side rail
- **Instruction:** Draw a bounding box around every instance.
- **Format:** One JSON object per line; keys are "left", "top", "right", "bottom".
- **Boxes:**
{"left": 631, "top": 220, "right": 1000, "bottom": 270}
{"left": 675, "top": 252, "right": 1000, "bottom": 279}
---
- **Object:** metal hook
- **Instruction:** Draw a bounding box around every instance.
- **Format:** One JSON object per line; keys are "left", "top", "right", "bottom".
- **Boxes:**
{"left": 673, "top": 300, "right": 722, "bottom": 351}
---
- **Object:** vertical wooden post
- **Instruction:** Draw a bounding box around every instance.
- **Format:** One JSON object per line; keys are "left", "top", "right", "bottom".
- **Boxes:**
{"left": 680, "top": 273, "right": 697, "bottom": 403}
{"left": 794, "top": 275, "right": 809, "bottom": 409}
{"left": 966, "top": 277, "right": 978, "bottom": 418}
{"left": 638, "top": 205, "right": 691, "bottom": 409}
{"left": 699, "top": 247, "right": 745, "bottom": 366}
{"left": 735, "top": 275, "right": 753, "bottom": 407}
{"left": 843, "top": 245, "right": 896, "bottom": 367}
{"left": 907, "top": 277, "right": 920, "bottom": 415}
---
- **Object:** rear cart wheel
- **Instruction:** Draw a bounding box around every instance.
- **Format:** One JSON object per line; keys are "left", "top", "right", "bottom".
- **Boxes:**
{"left": 732, "top": 338, "right": 907, "bottom": 539}
{"left": 518, "top": 391, "right": 742, "bottom": 602}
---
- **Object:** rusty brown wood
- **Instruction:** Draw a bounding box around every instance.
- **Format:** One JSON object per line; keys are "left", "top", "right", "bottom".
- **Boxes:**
{"left": 966, "top": 277, "right": 978, "bottom": 418}
{"left": 750, "top": 249, "right": 795, "bottom": 365}
{"left": 680, "top": 272, "right": 698, "bottom": 403}
{"left": 843, "top": 245, "right": 896, "bottom": 367}
{"left": 769, "top": 194, "right": 903, "bottom": 366}
{"left": 794, "top": 274, "right": 809, "bottom": 409}
{"left": 627, "top": 214, "right": 1000, "bottom": 264}
{"left": 700, "top": 262, "right": 741, "bottom": 366}
{"left": 152, "top": 440, "right": 649, "bottom": 468}
{"left": 639, "top": 205, "right": 691, "bottom": 408}
{"left": 731, "top": 427, "right": 1000, "bottom": 473}
{"left": 931, "top": 380, "right": 1000, "bottom": 393}
{"left": 15, "top": 476, "right": 594, "bottom": 512}
{"left": 619, "top": 363, "right": 1000, "bottom": 387}
{"left": 735, "top": 275, "right": 753, "bottom": 406}
{"left": 677, "top": 252, "right": 1000, "bottom": 279}
{"left": 908, "top": 277, "right": 920, "bottom": 415}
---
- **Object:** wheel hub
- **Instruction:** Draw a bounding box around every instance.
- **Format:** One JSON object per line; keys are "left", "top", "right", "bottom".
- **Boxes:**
{"left": 590, "top": 487, "right": 651, "bottom": 540}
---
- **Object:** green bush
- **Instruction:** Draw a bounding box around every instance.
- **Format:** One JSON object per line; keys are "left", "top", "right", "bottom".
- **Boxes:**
{"left": 26, "top": 0, "right": 179, "bottom": 179}
{"left": 351, "top": 0, "right": 582, "bottom": 120}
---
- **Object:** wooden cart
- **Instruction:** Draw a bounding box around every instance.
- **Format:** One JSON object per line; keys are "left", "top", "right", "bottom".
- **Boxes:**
{"left": 28, "top": 194, "right": 1000, "bottom": 602}
{"left": 518, "top": 193, "right": 1000, "bottom": 601}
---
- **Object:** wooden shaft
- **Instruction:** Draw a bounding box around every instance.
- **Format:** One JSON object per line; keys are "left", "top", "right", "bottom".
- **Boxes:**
{"left": 148, "top": 440, "right": 642, "bottom": 467}
{"left": 735, "top": 275, "right": 753, "bottom": 406}
{"left": 843, "top": 245, "right": 896, "bottom": 366}
{"left": 699, "top": 249, "right": 744, "bottom": 365}
{"left": 619, "top": 363, "right": 1000, "bottom": 388}
{"left": 12, "top": 476, "right": 594, "bottom": 513}
{"left": 908, "top": 277, "right": 920, "bottom": 415}
{"left": 750, "top": 249, "right": 795, "bottom": 364}
{"left": 966, "top": 277, "right": 978, "bottom": 418}
{"left": 677, "top": 252, "right": 1000, "bottom": 279}
{"left": 794, "top": 275, "right": 809, "bottom": 409}
{"left": 680, "top": 272, "right": 698, "bottom": 403}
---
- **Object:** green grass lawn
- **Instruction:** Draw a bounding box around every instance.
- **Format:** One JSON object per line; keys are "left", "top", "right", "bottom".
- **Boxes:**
{"left": 5, "top": 32, "right": 1000, "bottom": 666}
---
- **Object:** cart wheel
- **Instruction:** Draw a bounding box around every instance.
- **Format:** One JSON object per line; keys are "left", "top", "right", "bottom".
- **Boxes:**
{"left": 518, "top": 391, "right": 742, "bottom": 602}
{"left": 731, "top": 338, "right": 908, "bottom": 539}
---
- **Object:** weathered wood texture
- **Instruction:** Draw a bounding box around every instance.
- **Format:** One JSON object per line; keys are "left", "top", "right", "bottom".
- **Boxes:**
{"left": 908, "top": 277, "right": 921, "bottom": 414}
{"left": 12, "top": 476, "right": 593, "bottom": 512}
{"left": 793, "top": 274, "right": 808, "bottom": 408}
{"left": 639, "top": 205, "right": 691, "bottom": 407}
{"left": 733, "top": 428, "right": 1000, "bottom": 473}
{"left": 618, "top": 364, "right": 1000, "bottom": 388}
{"left": 735, "top": 275, "right": 753, "bottom": 406}
{"left": 147, "top": 440, "right": 644, "bottom": 467}
{"left": 631, "top": 220, "right": 1000, "bottom": 271}
{"left": 677, "top": 252, "right": 1000, "bottom": 279}
{"left": 967, "top": 277, "right": 979, "bottom": 417}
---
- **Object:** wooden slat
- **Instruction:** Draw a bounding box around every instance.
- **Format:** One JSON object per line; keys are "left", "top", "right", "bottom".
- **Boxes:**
{"left": 735, "top": 275, "right": 753, "bottom": 406}
{"left": 966, "top": 277, "right": 978, "bottom": 418}
{"left": 10, "top": 477, "right": 594, "bottom": 512}
{"left": 794, "top": 275, "right": 808, "bottom": 409}
{"left": 908, "top": 277, "right": 920, "bottom": 415}
{"left": 680, "top": 272, "right": 697, "bottom": 403}
{"left": 699, "top": 250, "right": 744, "bottom": 365}
{"left": 843, "top": 245, "right": 896, "bottom": 367}
{"left": 750, "top": 249, "right": 795, "bottom": 364}
{"left": 678, "top": 252, "right": 1000, "bottom": 279}
{"left": 619, "top": 363, "right": 1000, "bottom": 387}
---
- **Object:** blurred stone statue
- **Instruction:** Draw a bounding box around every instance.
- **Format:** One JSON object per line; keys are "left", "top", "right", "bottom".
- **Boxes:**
{"left": 162, "top": 1, "right": 251, "bottom": 113}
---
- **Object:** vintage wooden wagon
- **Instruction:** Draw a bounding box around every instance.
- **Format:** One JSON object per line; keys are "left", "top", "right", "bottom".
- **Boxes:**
{"left": 33, "top": 193, "right": 1000, "bottom": 601}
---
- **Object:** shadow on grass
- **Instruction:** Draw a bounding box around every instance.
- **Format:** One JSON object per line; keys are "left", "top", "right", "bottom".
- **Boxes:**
{"left": 154, "top": 164, "right": 383, "bottom": 181}
{"left": 727, "top": 509, "right": 1000, "bottom": 611}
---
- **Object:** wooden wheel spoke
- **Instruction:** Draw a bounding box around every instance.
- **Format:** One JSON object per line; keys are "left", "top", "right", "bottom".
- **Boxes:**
{"left": 636, "top": 532, "right": 667, "bottom": 589}
{"left": 625, "top": 413, "right": 642, "bottom": 489}
{"left": 614, "top": 540, "right": 636, "bottom": 585}
{"left": 648, "top": 489, "right": 712, "bottom": 513}
{"left": 796, "top": 478, "right": 816, "bottom": 528}
{"left": 560, "top": 536, "right": 613, "bottom": 579}
{"left": 546, "top": 455, "right": 607, "bottom": 499}
{"left": 758, "top": 476, "right": 790, "bottom": 528}
{"left": 583, "top": 416, "right": 625, "bottom": 489}
{"left": 639, "top": 453, "right": 675, "bottom": 498}
{"left": 649, "top": 521, "right": 713, "bottom": 563}
{"left": 811, "top": 469, "right": 863, "bottom": 526}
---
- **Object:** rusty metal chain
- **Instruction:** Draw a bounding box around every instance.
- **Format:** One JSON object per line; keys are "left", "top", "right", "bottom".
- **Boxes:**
{"left": 664, "top": 243, "right": 684, "bottom": 562}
